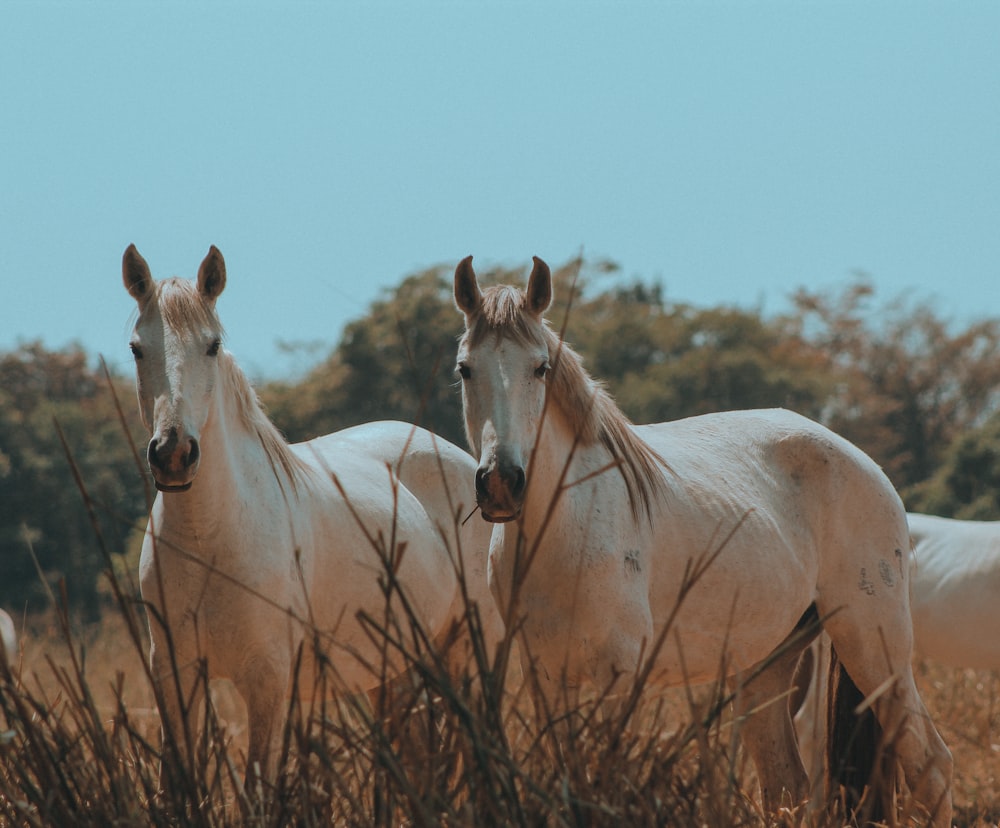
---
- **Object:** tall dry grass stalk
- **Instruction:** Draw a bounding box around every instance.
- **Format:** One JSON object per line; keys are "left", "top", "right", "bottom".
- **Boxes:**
{"left": 0, "top": 579, "right": 776, "bottom": 826}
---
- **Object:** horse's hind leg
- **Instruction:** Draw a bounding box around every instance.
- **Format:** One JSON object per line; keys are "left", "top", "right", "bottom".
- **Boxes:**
{"left": 734, "top": 605, "right": 820, "bottom": 814}
{"left": 821, "top": 607, "right": 953, "bottom": 827}
{"left": 790, "top": 635, "right": 830, "bottom": 802}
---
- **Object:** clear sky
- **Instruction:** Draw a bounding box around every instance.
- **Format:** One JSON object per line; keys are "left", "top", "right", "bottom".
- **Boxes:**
{"left": 3, "top": 2, "right": 998, "bottom": 380}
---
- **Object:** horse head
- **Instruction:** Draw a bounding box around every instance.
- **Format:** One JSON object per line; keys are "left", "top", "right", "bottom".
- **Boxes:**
{"left": 122, "top": 244, "right": 226, "bottom": 492}
{"left": 454, "top": 255, "right": 553, "bottom": 522}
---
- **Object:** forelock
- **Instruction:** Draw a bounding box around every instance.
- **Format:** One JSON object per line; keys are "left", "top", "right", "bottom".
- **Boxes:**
{"left": 464, "top": 284, "right": 549, "bottom": 349}
{"left": 142, "top": 277, "right": 223, "bottom": 336}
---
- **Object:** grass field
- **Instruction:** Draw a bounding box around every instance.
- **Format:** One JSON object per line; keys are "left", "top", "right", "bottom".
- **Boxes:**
{"left": 2, "top": 594, "right": 997, "bottom": 827}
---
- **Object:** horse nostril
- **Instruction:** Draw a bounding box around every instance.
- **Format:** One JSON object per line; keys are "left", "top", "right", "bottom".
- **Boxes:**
{"left": 475, "top": 467, "right": 490, "bottom": 499}
{"left": 146, "top": 430, "right": 198, "bottom": 474}
{"left": 186, "top": 439, "right": 200, "bottom": 468}
{"left": 147, "top": 438, "right": 162, "bottom": 470}
{"left": 510, "top": 467, "right": 526, "bottom": 499}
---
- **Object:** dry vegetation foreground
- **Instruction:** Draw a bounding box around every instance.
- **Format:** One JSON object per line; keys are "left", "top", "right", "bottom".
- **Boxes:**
{"left": 2, "top": 606, "right": 999, "bottom": 827}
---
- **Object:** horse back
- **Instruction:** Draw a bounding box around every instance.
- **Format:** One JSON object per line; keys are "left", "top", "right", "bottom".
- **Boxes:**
{"left": 642, "top": 407, "right": 904, "bottom": 561}
{"left": 305, "top": 421, "right": 490, "bottom": 565}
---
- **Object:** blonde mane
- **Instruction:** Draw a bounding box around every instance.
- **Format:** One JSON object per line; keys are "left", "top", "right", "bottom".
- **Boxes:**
{"left": 218, "top": 352, "right": 313, "bottom": 491}
{"left": 146, "top": 278, "right": 311, "bottom": 491}
{"left": 466, "top": 285, "right": 666, "bottom": 521}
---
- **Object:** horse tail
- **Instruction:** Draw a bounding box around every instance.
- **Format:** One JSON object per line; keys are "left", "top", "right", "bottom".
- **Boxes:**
{"left": 826, "top": 647, "right": 892, "bottom": 824}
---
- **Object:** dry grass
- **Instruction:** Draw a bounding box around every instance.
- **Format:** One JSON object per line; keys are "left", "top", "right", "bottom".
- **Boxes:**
{"left": 3, "top": 586, "right": 995, "bottom": 826}
{"left": 913, "top": 660, "right": 1000, "bottom": 826}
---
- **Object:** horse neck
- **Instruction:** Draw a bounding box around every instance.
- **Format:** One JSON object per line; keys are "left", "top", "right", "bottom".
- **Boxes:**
{"left": 522, "top": 402, "right": 617, "bottom": 529}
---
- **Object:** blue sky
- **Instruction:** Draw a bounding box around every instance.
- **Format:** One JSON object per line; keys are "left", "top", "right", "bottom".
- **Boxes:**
{"left": 3, "top": 2, "right": 998, "bottom": 380}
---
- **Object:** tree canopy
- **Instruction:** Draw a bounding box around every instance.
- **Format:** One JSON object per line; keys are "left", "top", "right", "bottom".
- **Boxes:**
{"left": 0, "top": 344, "right": 147, "bottom": 618}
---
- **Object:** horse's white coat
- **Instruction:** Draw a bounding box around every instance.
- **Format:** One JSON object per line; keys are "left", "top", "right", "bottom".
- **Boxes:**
{"left": 0, "top": 609, "right": 16, "bottom": 663}
{"left": 796, "top": 512, "right": 1000, "bottom": 787}
{"left": 453, "top": 257, "right": 952, "bottom": 825}
{"left": 908, "top": 512, "right": 1000, "bottom": 668}
{"left": 123, "top": 245, "right": 499, "bottom": 785}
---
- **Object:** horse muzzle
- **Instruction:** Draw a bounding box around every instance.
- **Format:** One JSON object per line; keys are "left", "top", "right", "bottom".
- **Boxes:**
{"left": 148, "top": 428, "right": 200, "bottom": 493}
{"left": 475, "top": 464, "right": 525, "bottom": 523}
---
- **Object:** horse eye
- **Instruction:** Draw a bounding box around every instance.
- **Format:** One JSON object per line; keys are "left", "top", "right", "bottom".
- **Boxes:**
{"left": 457, "top": 363, "right": 471, "bottom": 380}
{"left": 130, "top": 343, "right": 143, "bottom": 360}
{"left": 535, "top": 361, "right": 550, "bottom": 379}
{"left": 207, "top": 339, "right": 221, "bottom": 357}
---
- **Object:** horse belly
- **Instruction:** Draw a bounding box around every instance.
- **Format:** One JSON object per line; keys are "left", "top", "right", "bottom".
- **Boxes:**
{"left": 911, "top": 563, "right": 1000, "bottom": 669}
{"left": 647, "top": 521, "right": 816, "bottom": 685}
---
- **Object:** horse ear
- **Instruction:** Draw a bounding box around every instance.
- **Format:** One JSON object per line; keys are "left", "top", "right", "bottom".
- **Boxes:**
{"left": 525, "top": 256, "right": 552, "bottom": 316}
{"left": 122, "top": 244, "right": 153, "bottom": 307}
{"left": 197, "top": 245, "right": 227, "bottom": 302}
{"left": 454, "top": 255, "right": 482, "bottom": 317}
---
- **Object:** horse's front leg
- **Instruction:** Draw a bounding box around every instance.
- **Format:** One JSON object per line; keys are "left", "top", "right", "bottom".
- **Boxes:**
{"left": 238, "top": 653, "right": 292, "bottom": 789}
{"left": 149, "top": 631, "right": 206, "bottom": 794}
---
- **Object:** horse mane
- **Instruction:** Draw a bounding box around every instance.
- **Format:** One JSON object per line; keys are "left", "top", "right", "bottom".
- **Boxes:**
{"left": 147, "top": 278, "right": 312, "bottom": 492}
{"left": 218, "top": 352, "right": 313, "bottom": 492}
{"left": 467, "top": 286, "right": 666, "bottom": 522}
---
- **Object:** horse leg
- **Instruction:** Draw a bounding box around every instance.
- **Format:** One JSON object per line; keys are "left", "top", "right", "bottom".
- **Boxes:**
{"left": 822, "top": 612, "right": 953, "bottom": 827}
{"left": 149, "top": 635, "right": 206, "bottom": 793}
{"left": 239, "top": 657, "right": 290, "bottom": 790}
{"left": 734, "top": 606, "right": 819, "bottom": 814}
{"left": 790, "top": 635, "right": 829, "bottom": 803}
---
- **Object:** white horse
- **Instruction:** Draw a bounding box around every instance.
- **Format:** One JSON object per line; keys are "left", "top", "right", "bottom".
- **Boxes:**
{"left": 453, "top": 256, "right": 952, "bottom": 825}
{"left": 0, "top": 608, "right": 15, "bottom": 664}
{"left": 908, "top": 512, "right": 1000, "bottom": 668}
{"left": 122, "top": 244, "right": 500, "bottom": 786}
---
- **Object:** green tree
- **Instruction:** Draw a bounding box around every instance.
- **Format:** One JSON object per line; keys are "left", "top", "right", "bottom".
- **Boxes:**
{"left": 265, "top": 266, "right": 470, "bottom": 447}
{"left": 260, "top": 262, "right": 1000, "bottom": 520}
{"left": 0, "top": 344, "right": 146, "bottom": 618}
{"left": 791, "top": 278, "right": 1000, "bottom": 490}
{"left": 558, "top": 281, "right": 832, "bottom": 427}
{"left": 906, "top": 412, "right": 1000, "bottom": 519}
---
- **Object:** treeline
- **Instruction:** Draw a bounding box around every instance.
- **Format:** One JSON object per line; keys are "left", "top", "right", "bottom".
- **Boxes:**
{"left": 4, "top": 259, "right": 1000, "bottom": 617}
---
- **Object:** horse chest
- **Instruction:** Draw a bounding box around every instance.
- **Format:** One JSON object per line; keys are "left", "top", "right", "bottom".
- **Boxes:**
{"left": 490, "top": 517, "right": 654, "bottom": 674}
